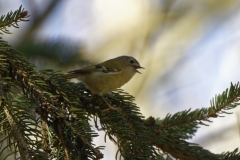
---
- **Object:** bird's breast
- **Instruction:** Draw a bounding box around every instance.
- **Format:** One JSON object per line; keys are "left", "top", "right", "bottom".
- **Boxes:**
{"left": 79, "top": 69, "right": 136, "bottom": 94}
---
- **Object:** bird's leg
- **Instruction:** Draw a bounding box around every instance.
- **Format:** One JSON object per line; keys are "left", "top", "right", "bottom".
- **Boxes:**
{"left": 100, "top": 95, "right": 119, "bottom": 111}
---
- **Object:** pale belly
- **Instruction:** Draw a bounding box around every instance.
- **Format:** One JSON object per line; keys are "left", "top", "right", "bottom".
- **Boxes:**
{"left": 79, "top": 72, "right": 135, "bottom": 94}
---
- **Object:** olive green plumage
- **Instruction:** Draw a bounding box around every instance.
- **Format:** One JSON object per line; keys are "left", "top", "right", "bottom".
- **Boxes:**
{"left": 63, "top": 56, "right": 144, "bottom": 95}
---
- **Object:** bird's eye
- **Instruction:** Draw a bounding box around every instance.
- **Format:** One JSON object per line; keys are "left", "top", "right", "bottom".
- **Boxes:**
{"left": 130, "top": 60, "right": 135, "bottom": 64}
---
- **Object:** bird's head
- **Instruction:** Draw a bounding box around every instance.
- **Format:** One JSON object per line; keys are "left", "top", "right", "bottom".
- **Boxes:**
{"left": 119, "top": 56, "right": 144, "bottom": 74}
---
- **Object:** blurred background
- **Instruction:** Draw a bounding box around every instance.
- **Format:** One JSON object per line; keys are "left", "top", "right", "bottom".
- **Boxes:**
{"left": 1, "top": 0, "right": 240, "bottom": 159}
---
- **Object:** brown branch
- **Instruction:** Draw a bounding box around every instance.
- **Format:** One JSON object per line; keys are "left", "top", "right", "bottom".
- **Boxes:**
{"left": 57, "top": 120, "right": 70, "bottom": 160}
{"left": 157, "top": 144, "right": 193, "bottom": 160}
{"left": 41, "top": 112, "right": 49, "bottom": 153}
{"left": 1, "top": 100, "right": 32, "bottom": 160}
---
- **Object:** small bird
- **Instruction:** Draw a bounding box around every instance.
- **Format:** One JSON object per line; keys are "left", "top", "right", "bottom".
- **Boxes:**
{"left": 64, "top": 56, "right": 144, "bottom": 110}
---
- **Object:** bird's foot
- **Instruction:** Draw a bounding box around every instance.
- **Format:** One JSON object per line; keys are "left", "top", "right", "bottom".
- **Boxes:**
{"left": 100, "top": 95, "right": 120, "bottom": 112}
{"left": 102, "top": 105, "right": 120, "bottom": 112}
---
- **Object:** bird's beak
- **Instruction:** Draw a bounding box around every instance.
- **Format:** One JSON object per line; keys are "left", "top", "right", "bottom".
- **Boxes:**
{"left": 133, "top": 65, "right": 145, "bottom": 74}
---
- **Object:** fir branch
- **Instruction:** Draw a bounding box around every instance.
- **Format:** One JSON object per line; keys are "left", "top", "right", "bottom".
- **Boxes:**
{"left": 156, "top": 138, "right": 217, "bottom": 160}
{"left": 156, "top": 134, "right": 240, "bottom": 160}
{"left": 1, "top": 101, "right": 32, "bottom": 160}
{"left": 80, "top": 89, "right": 160, "bottom": 159}
{"left": 57, "top": 121, "right": 70, "bottom": 160}
{"left": 0, "top": 95, "right": 48, "bottom": 160}
{"left": 41, "top": 114, "right": 49, "bottom": 153}
{"left": 152, "top": 82, "right": 240, "bottom": 159}
{"left": 1, "top": 47, "right": 100, "bottom": 158}
{"left": 160, "top": 82, "right": 240, "bottom": 131}
{"left": 17, "top": 72, "right": 99, "bottom": 158}
{"left": 0, "top": 5, "right": 29, "bottom": 34}
{"left": 39, "top": 70, "right": 103, "bottom": 159}
{"left": 63, "top": 119, "right": 103, "bottom": 159}
{"left": 219, "top": 148, "right": 240, "bottom": 159}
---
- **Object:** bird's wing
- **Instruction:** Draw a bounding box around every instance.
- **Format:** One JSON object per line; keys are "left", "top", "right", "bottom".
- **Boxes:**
{"left": 68, "top": 60, "right": 122, "bottom": 75}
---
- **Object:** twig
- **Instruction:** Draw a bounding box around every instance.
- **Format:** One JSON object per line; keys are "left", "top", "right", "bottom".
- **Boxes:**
{"left": 57, "top": 120, "right": 70, "bottom": 160}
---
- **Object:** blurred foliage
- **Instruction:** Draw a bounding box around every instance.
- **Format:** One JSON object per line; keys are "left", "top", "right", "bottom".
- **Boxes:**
{"left": 16, "top": 39, "right": 88, "bottom": 70}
